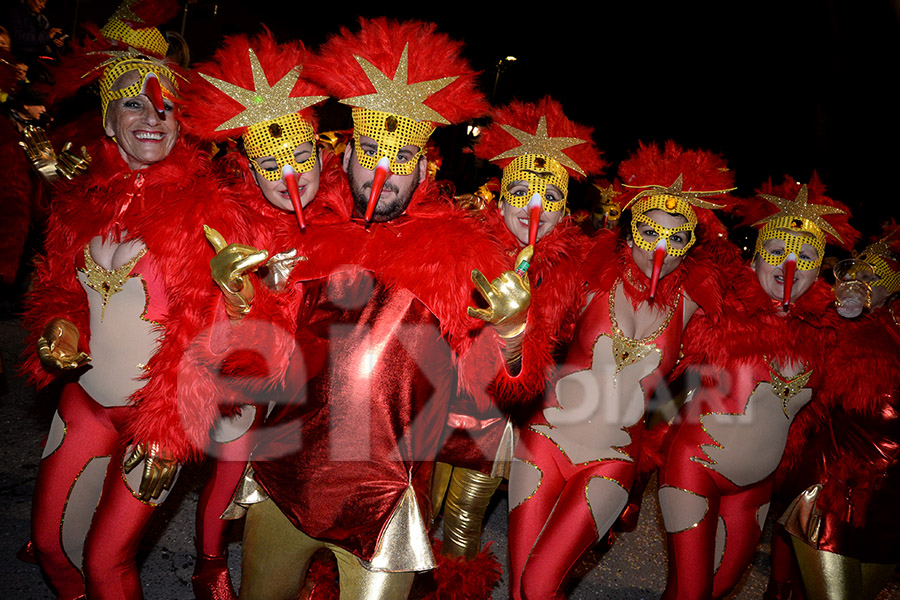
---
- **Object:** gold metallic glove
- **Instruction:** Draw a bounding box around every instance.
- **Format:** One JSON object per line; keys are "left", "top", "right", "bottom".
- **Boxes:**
{"left": 261, "top": 248, "right": 307, "bottom": 292}
{"left": 18, "top": 125, "right": 91, "bottom": 183}
{"left": 37, "top": 318, "right": 91, "bottom": 370}
{"left": 204, "top": 225, "right": 269, "bottom": 321}
{"left": 123, "top": 442, "right": 178, "bottom": 501}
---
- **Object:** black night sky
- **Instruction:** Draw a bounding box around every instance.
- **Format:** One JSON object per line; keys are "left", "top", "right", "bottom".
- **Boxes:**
{"left": 48, "top": 0, "right": 900, "bottom": 240}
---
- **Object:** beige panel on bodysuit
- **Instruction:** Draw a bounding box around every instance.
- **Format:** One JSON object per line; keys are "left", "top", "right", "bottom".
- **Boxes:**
{"left": 695, "top": 364, "right": 812, "bottom": 487}
{"left": 530, "top": 335, "right": 660, "bottom": 465}
{"left": 42, "top": 410, "right": 67, "bottom": 458}
{"left": 508, "top": 457, "right": 543, "bottom": 511}
{"left": 62, "top": 456, "right": 111, "bottom": 569}
{"left": 659, "top": 484, "right": 710, "bottom": 533}
{"left": 76, "top": 273, "right": 159, "bottom": 407}
{"left": 210, "top": 405, "right": 257, "bottom": 444}
{"left": 586, "top": 476, "right": 629, "bottom": 537}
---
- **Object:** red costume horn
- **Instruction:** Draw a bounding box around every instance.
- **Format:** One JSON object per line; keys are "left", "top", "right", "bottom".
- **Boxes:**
{"left": 365, "top": 156, "right": 391, "bottom": 223}
{"left": 781, "top": 253, "right": 796, "bottom": 309}
{"left": 649, "top": 238, "right": 667, "bottom": 301}
{"left": 281, "top": 165, "right": 306, "bottom": 230}
{"left": 527, "top": 194, "right": 542, "bottom": 247}
{"left": 140, "top": 73, "right": 166, "bottom": 117}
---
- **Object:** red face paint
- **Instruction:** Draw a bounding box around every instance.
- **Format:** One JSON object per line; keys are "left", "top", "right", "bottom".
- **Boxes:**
{"left": 281, "top": 164, "right": 306, "bottom": 230}
{"left": 365, "top": 156, "right": 391, "bottom": 223}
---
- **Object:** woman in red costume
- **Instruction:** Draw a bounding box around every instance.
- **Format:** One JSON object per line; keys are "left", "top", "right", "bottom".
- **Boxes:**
{"left": 508, "top": 141, "right": 736, "bottom": 599}
{"left": 766, "top": 224, "right": 900, "bottom": 600}
{"left": 20, "top": 19, "right": 251, "bottom": 599}
{"left": 432, "top": 96, "right": 604, "bottom": 573}
{"left": 657, "top": 175, "right": 857, "bottom": 600}
{"left": 178, "top": 30, "right": 346, "bottom": 600}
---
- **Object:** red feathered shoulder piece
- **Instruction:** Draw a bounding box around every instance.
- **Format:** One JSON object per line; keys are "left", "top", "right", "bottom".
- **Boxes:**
{"left": 475, "top": 96, "right": 606, "bottom": 179}
{"left": 618, "top": 140, "right": 737, "bottom": 240}
{"left": 302, "top": 17, "right": 488, "bottom": 125}
{"left": 181, "top": 29, "right": 326, "bottom": 141}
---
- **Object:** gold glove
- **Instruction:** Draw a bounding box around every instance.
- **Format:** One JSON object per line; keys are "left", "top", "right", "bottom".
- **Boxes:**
{"left": 18, "top": 125, "right": 91, "bottom": 183}
{"left": 37, "top": 318, "right": 91, "bottom": 370}
{"left": 468, "top": 245, "right": 532, "bottom": 338}
{"left": 260, "top": 248, "right": 306, "bottom": 292}
{"left": 204, "top": 225, "right": 268, "bottom": 321}
{"left": 123, "top": 442, "right": 178, "bottom": 501}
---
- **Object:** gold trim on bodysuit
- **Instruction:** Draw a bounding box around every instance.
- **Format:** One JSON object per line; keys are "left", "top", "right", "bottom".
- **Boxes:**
{"left": 763, "top": 356, "right": 813, "bottom": 418}
{"left": 608, "top": 278, "right": 677, "bottom": 379}
{"left": 510, "top": 457, "right": 544, "bottom": 511}
{"left": 81, "top": 246, "right": 148, "bottom": 322}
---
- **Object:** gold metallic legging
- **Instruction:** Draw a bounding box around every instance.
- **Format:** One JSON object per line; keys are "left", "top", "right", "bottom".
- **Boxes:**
{"left": 440, "top": 465, "right": 502, "bottom": 559}
{"left": 240, "top": 499, "right": 415, "bottom": 600}
{"left": 792, "top": 538, "right": 897, "bottom": 600}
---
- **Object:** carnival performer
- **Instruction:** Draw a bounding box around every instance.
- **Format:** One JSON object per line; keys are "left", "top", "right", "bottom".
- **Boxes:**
{"left": 432, "top": 96, "right": 605, "bottom": 568}
{"left": 508, "top": 141, "right": 737, "bottom": 599}
{"left": 177, "top": 29, "right": 338, "bottom": 600}
{"left": 20, "top": 15, "right": 252, "bottom": 599}
{"left": 216, "top": 18, "right": 532, "bottom": 600}
{"left": 657, "top": 175, "right": 857, "bottom": 600}
{"left": 766, "top": 224, "right": 900, "bottom": 600}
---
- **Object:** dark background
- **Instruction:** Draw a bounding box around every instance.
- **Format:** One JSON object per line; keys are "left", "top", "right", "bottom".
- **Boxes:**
{"left": 46, "top": 0, "right": 900, "bottom": 240}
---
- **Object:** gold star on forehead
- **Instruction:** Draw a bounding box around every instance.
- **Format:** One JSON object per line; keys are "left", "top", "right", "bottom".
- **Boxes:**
{"left": 624, "top": 174, "right": 732, "bottom": 211}
{"left": 201, "top": 48, "right": 327, "bottom": 132}
{"left": 340, "top": 44, "right": 457, "bottom": 124}
{"left": 489, "top": 116, "right": 588, "bottom": 176}
{"left": 754, "top": 184, "right": 845, "bottom": 243}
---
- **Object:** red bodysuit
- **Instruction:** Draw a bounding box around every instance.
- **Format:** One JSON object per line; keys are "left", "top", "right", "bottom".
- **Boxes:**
{"left": 508, "top": 238, "right": 720, "bottom": 600}
{"left": 658, "top": 269, "right": 839, "bottom": 600}
{"left": 22, "top": 139, "right": 250, "bottom": 599}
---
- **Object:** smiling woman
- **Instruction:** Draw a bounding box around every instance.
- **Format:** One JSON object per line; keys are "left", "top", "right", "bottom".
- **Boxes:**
{"left": 103, "top": 69, "right": 179, "bottom": 170}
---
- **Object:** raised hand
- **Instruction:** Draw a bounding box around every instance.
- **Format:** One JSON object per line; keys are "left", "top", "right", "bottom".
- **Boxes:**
{"left": 204, "top": 225, "right": 268, "bottom": 320}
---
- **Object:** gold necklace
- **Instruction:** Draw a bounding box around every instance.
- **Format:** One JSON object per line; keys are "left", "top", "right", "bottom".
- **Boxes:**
{"left": 608, "top": 279, "right": 677, "bottom": 376}
{"left": 764, "top": 356, "right": 812, "bottom": 418}
{"left": 81, "top": 245, "right": 147, "bottom": 321}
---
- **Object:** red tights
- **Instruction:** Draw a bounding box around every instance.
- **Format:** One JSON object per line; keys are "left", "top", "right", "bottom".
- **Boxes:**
{"left": 31, "top": 383, "right": 156, "bottom": 600}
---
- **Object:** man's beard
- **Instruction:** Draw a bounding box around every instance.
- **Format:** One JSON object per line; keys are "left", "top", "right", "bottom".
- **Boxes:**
{"left": 348, "top": 166, "right": 420, "bottom": 223}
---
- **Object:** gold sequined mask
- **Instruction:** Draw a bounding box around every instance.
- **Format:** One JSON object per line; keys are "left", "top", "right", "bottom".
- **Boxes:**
{"left": 351, "top": 107, "right": 434, "bottom": 175}
{"left": 755, "top": 217, "right": 825, "bottom": 271}
{"left": 629, "top": 195, "right": 698, "bottom": 257}
{"left": 243, "top": 113, "right": 316, "bottom": 181}
{"left": 100, "top": 58, "right": 178, "bottom": 127}
{"left": 500, "top": 154, "right": 568, "bottom": 212}
{"left": 858, "top": 241, "right": 900, "bottom": 295}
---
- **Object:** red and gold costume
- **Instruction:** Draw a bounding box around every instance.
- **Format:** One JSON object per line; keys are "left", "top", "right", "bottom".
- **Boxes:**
{"left": 767, "top": 227, "right": 900, "bottom": 600}
{"left": 20, "top": 9, "right": 252, "bottom": 595}
{"left": 508, "top": 141, "right": 736, "bottom": 599}
{"left": 178, "top": 30, "right": 333, "bottom": 600}
{"left": 657, "top": 176, "right": 857, "bottom": 600}
{"left": 432, "top": 98, "right": 604, "bottom": 575}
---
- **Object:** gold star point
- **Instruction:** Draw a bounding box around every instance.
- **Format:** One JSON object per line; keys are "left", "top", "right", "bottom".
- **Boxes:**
{"left": 755, "top": 184, "right": 846, "bottom": 243}
{"left": 488, "top": 116, "right": 589, "bottom": 175}
{"left": 201, "top": 48, "right": 327, "bottom": 131}
{"left": 625, "top": 174, "right": 732, "bottom": 211}
{"left": 339, "top": 44, "right": 457, "bottom": 124}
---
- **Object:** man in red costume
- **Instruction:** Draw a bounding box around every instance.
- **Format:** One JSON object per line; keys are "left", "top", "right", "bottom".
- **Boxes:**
{"left": 432, "top": 97, "right": 605, "bottom": 571}
{"left": 508, "top": 141, "right": 737, "bottom": 599}
{"left": 217, "top": 19, "right": 531, "bottom": 600}
{"left": 20, "top": 8, "right": 253, "bottom": 598}
{"left": 658, "top": 175, "right": 857, "bottom": 600}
